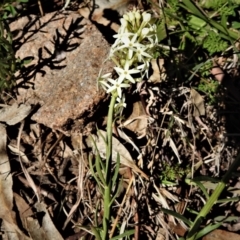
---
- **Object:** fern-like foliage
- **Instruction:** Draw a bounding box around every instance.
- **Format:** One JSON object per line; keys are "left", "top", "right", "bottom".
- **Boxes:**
{"left": 202, "top": 0, "right": 238, "bottom": 17}
{"left": 202, "top": 30, "right": 228, "bottom": 55}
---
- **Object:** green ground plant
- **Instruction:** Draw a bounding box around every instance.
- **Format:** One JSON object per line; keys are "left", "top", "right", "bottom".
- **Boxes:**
{"left": 0, "top": 0, "right": 27, "bottom": 92}
{"left": 160, "top": 0, "right": 240, "bottom": 101}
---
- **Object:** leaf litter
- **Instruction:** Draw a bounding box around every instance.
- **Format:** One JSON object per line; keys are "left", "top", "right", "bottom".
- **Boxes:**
{"left": 1, "top": 6, "right": 240, "bottom": 240}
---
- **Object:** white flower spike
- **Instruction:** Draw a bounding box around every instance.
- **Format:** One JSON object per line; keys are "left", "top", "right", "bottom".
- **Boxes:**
{"left": 99, "top": 9, "right": 158, "bottom": 107}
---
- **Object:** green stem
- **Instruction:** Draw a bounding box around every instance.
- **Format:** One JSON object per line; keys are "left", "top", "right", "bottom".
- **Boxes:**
{"left": 186, "top": 153, "right": 240, "bottom": 240}
{"left": 102, "top": 94, "right": 117, "bottom": 240}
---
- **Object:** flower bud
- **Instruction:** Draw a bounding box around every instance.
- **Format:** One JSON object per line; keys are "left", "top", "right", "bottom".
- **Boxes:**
{"left": 128, "top": 11, "right": 135, "bottom": 22}
{"left": 142, "top": 12, "right": 151, "bottom": 23}
{"left": 135, "top": 11, "right": 141, "bottom": 27}
{"left": 123, "top": 14, "right": 129, "bottom": 21}
{"left": 135, "top": 11, "right": 141, "bottom": 20}
{"left": 120, "top": 18, "right": 128, "bottom": 28}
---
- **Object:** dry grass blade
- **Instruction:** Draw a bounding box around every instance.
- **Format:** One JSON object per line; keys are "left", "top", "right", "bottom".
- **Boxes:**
{"left": 17, "top": 121, "right": 40, "bottom": 202}
{"left": 63, "top": 137, "right": 85, "bottom": 229}
{"left": 109, "top": 175, "right": 134, "bottom": 238}
{"left": 8, "top": 144, "right": 30, "bottom": 164}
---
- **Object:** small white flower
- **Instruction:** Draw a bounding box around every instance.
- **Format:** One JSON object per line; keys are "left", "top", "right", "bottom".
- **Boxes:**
{"left": 123, "top": 14, "right": 129, "bottom": 22}
{"left": 134, "top": 11, "right": 141, "bottom": 27}
{"left": 120, "top": 18, "right": 128, "bottom": 29}
{"left": 100, "top": 72, "right": 112, "bottom": 79}
{"left": 114, "top": 94, "right": 127, "bottom": 115}
{"left": 141, "top": 27, "right": 150, "bottom": 37}
{"left": 135, "top": 46, "right": 153, "bottom": 62}
{"left": 116, "top": 34, "right": 142, "bottom": 59}
{"left": 99, "top": 79, "right": 111, "bottom": 91}
{"left": 128, "top": 11, "right": 135, "bottom": 22}
{"left": 116, "top": 96, "right": 127, "bottom": 108}
{"left": 142, "top": 12, "right": 151, "bottom": 23}
{"left": 111, "top": 32, "right": 134, "bottom": 55}
{"left": 138, "top": 12, "right": 152, "bottom": 31}
{"left": 106, "top": 78, "right": 130, "bottom": 98}
{"left": 114, "top": 61, "right": 140, "bottom": 84}
{"left": 137, "top": 61, "right": 150, "bottom": 78}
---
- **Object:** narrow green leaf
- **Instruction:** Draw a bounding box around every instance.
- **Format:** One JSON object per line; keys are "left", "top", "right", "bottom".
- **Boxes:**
{"left": 186, "top": 179, "right": 209, "bottom": 199}
{"left": 180, "top": 0, "right": 208, "bottom": 21}
{"left": 89, "top": 155, "right": 104, "bottom": 195}
{"left": 109, "top": 178, "right": 123, "bottom": 207}
{"left": 112, "top": 152, "right": 120, "bottom": 187}
{"left": 110, "top": 229, "right": 135, "bottom": 240}
{"left": 91, "top": 226, "right": 102, "bottom": 240}
{"left": 195, "top": 222, "right": 222, "bottom": 240}
{"left": 161, "top": 208, "right": 192, "bottom": 226}
{"left": 216, "top": 196, "right": 240, "bottom": 203}
{"left": 96, "top": 153, "right": 106, "bottom": 185}
{"left": 187, "top": 216, "right": 204, "bottom": 239}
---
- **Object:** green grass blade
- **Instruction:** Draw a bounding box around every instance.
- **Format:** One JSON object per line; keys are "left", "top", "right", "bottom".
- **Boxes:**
{"left": 96, "top": 153, "right": 106, "bottom": 185}
{"left": 195, "top": 222, "right": 222, "bottom": 240}
{"left": 185, "top": 179, "right": 209, "bottom": 199}
{"left": 110, "top": 229, "right": 135, "bottom": 240}
{"left": 89, "top": 155, "right": 104, "bottom": 195}
{"left": 109, "top": 178, "right": 123, "bottom": 207}
{"left": 91, "top": 226, "right": 103, "bottom": 240}
{"left": 161, "top": 208, "right": 192, "bottom": 226}
{"left": 180, "top": 0, "right": 208, "bottom": 21}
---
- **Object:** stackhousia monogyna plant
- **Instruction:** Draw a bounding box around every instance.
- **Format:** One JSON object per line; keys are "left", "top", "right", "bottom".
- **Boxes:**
{"left": 90, "top": 9, "right": 158, "bottom": 240}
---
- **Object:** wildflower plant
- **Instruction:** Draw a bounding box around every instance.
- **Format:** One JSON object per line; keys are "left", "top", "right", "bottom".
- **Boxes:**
{"left": 91, "top": 9, "right": 158, "bottom": 240}
{"left": 99, "top": 9, "right": 158, "bottom": 115}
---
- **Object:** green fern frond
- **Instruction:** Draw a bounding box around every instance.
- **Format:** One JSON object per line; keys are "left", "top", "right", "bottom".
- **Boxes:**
{"left": 202, "top": 30, "right": 228, "bottom": 55}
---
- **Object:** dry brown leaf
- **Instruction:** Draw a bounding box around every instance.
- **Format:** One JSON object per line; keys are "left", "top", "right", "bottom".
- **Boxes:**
{"left": 156, "top": 228, "right": 167, "bottom": 240}
{"left": 148, "top": 58, "right": 166, "bottom": 83}
{"left": 120, "top": 101, "right": 148, "bottom": 138}
{"left": 14, "top": 193, "right": 33, "bottom": 218}
{"left": 26, "top": 217, "right": 46, "bottom": 240}
{"left": 117, "top": 127, "right": 141, "bottom": 154}
{"left": 15, "top": 191, "right": 57, "bottom": 240}
{"left": 203, "top": 229, "right": 240, "bottom": 240}
{"left": 32, "top": 202, "right": 64, "bottom": 240}
{"left": 190, "top": 88, "right": 205, "bottom": 117}
{"left": 169, "top": 221, "right": 187, "bottom": 237}
{"left": 0, "top": 103, "right": 31, "bottom": 125}
{"left": 14, "top": 193, "right": 33, "bottom": 230}
{"left": 0, "top": 124, "right": 31, "bottom": 240}
{"left": 87, "top": 130, "right": 148, "bottom": 179}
